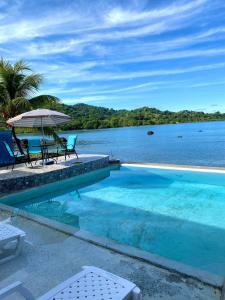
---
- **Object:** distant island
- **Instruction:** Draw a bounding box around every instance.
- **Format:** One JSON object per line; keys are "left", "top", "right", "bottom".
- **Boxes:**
{"left": 55, "top": 103, "right": 225, "bottom": 130}
{"left": 1, "top": 103, "right": 225, "bottom": 131}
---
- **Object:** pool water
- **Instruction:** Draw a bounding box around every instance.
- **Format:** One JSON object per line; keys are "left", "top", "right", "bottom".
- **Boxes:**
{"left": 2, "top": 165, "right": 225, "bottom": 276}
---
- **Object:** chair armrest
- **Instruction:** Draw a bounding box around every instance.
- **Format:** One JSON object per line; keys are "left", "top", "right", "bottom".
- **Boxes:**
{"left": 65, "top": 144, "right": 75, "bottom": 150}
{"left": 0, "top": 281, "right": 35, "bottom": 300}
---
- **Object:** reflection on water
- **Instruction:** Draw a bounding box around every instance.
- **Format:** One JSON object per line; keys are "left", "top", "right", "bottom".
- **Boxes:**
{"left": 24, "top": 197, "right": 80, "bottom": 227}
{"left": 78, "top": 139, "right": 108, "bottom": 145}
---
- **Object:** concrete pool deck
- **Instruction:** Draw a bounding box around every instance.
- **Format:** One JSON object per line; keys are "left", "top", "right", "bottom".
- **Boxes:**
{"left": 0, "top": 210, "right": 221, "bottom": 300}
{"left": 0, "top": 154, "right": 109, "bottom": 196}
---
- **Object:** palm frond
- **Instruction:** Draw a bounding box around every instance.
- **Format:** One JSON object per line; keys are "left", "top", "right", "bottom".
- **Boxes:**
{"left": 0, "top": 58, "right": 61, "bottom": 120}
{"left": 0, "top": 84, "right": 9, "bottom": 105}
{"left": 43, "top": 127, "right": 61, "bottom": 143}
{"left": 16, "top": 74, "right": 43, "bottom": 97}
{"left": 0, "top": 58, "right": 12, "bottom": 72}
{"left": 13, "top": 60, "right": 32, "bottom": 72}
{"left": 29, "top": 95, "right": 60, "bottom": 109}
{"left": 12, "top": 97, "right": 31, "bottom": 112}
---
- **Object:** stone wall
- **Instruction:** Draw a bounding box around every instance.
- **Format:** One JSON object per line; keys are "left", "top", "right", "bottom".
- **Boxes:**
{"left": 0, "top": 156, "right": 109, "bottom": 196}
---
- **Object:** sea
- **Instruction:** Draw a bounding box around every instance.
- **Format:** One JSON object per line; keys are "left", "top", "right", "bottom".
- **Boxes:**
{"left": 20, "top": 120, "right": 225, "bottom": 167}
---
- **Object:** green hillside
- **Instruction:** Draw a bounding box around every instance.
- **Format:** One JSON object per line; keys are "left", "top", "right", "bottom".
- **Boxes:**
{"left": 54, "top": 103, "right": 225, "bottom": 130}
{"left": 1, "top": 103, "right": 225, "bottom": 131}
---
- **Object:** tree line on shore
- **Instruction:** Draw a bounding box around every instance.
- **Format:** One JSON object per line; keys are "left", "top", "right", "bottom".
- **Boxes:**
{"left": 1, "top": 102, "right": 225, "bottom": 132}
{"left": 52, "top": 103, "right": 225, "bottom": 130}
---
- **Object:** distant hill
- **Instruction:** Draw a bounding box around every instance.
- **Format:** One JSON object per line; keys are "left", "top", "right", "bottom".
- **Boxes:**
{"left": 54, "top": 103, "right": 225, "bottom": 130}
{"left": 1, "top": 103, "right": 225, "bottom": 131}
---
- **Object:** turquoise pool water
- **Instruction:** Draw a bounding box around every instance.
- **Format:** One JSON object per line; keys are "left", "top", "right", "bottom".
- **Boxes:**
{"left": 2, "top": 165, "right": 225, "bottom": 276}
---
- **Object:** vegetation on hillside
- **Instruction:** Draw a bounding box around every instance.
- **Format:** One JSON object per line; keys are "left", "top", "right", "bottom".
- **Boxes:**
{"left": 1, "top": 100, "right": 225, "bottom": 132}
{"left": 51, "top": 103, "right": 225, "bottom": 130}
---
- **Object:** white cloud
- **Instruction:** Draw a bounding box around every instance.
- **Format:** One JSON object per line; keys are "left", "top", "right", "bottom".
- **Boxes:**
{"left": 26, "top": 39, "right": 85, "bottom": 56}
{"left": 115, "top": 48, "right": 225, "bottom": 64}
{"left": 0, "top": 7, "right": 83, "bottom": 44}
{"left": 63, "top": 95, "right": 108, "bottom": 104}
{"left": 187, "top": 80, "right": 225, "bottom": 88}
{"left": 49, "top": 62, "right": 225, "bottom": 83}
{"left": 0, "top": 0, "right": 209, "bottom": 46}
{"left": 84, "top": 82, "right": 159, "bottom": 95}
{"left": 1, "top": 0, "right": 225, "bottom": 109}
{"left": 104, "top": 0, "right": 207, "bottom": 26}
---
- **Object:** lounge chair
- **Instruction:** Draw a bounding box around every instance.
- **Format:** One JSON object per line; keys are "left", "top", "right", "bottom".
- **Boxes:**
{"left": 0, "top": 130, "right": 14, "bottom": 168}
{"left": 1, "top": 141, "right": 32, "bottom": 170}
{"left": 1, "top": 141, "right": 16, "bottom": 170}
{"left": 0, "top": 266, "right": 141, "bottom": 299}
{"left": 15, "top": 139, "right": 32, "bottom": 164}
{"left": 0, "top": 224, "right": 26, "bottom": 264}
{"left": 63, "top": 135, "right": 78, "bottom": 160}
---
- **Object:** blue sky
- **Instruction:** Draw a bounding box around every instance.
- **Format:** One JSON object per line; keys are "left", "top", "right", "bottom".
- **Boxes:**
{"left": 1, "top": 0, "right": 225, "bottom": 112}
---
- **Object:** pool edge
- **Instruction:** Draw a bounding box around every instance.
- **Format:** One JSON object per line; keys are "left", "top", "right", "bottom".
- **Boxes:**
{"left": 122, "top": 162, "right": 225, "bottom": 173}
{"left": 0, "top": 203, "right": 224, "bottom": 290}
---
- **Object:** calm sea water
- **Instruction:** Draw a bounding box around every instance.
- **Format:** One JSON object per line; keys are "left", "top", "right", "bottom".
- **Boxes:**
{"left": 20, "top": 121, "right": 225, "bottom": 167}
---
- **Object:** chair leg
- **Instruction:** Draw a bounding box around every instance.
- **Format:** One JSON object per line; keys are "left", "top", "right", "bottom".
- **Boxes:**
{"left": 74, "top": 149, "right": 78, "bottom": 159}
{"left": 14, "top": 235, "right": 25, "bottom": 257}
{"left": 132, "top": 287, "right": 142, "bottom": 300}
{"left": 27, "top": 153, "right": 33, "bottom": 168}
{"left": 0, "top": 281, "right": 35, "bottom": 300}
{"left": 0, "top": 235, "right": 25, "bottom": 264}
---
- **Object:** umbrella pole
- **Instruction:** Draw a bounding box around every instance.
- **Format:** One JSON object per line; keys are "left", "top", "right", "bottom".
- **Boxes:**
{"left": 41, "top": 117, "right": 45, "bottom": 142}
{"left": 41, "top": 117, "right": 47, "bottom": 165}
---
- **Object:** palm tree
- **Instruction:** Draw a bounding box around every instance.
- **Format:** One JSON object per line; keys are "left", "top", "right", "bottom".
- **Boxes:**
{"left": 0, "top": 58, "right": 60, "bottom": 150}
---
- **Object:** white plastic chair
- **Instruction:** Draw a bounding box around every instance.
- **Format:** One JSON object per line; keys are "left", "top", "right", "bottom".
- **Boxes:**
{"left": 0, "top": 266, "right": 142, "bottom": 300}
{"left": 0, "top": 223, "right": 26, "bottom": 264}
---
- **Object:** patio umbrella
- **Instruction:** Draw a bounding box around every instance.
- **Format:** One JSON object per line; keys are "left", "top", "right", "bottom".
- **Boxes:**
{"left": 7, "top": 108, "right": 71, "bottom": 140}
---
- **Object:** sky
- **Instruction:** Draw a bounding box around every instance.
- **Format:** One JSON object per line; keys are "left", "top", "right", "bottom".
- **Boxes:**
{"left": 1, "top": 0, "right": 225, "bottom": 112}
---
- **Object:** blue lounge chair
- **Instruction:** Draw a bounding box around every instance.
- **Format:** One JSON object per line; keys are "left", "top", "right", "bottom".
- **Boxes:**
{"left": 1, "top": 141, "right": 16, "bottom": 170}
{"left": 0, "top": 130, "right": 14, "bottom": 168}
{"left": 63, "top": 135, "right": 78, "bottom": 160}
{"left": 28, "top": 139, "right": 42, "bottom": 155}
{"left": 1, "top": 141, "right": 32, "bottom": 170}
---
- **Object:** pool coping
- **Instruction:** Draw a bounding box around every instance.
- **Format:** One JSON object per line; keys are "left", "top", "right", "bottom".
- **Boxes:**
{"left": 0, "top": 203, "right": 224, "bottom": 290}
{"left": 122, "top": 162, "right": 225, "bottom": 173}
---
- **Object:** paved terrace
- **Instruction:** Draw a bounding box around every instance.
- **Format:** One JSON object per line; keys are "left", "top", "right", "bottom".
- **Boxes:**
{"left": 0, "top": 211, "right": 221, "bottom": 300}
{"left": 0, "top": 154, "right": 109, "bottom": 196}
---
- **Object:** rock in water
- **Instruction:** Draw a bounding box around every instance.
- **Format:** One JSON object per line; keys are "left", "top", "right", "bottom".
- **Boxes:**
{"left": 147, "top": 131, "right": 154, "bottom": 136}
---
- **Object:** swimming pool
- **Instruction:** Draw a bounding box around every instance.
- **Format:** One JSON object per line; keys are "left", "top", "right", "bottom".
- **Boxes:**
{"left": 2, "top": 165, "right": 225, "bottom": 276}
